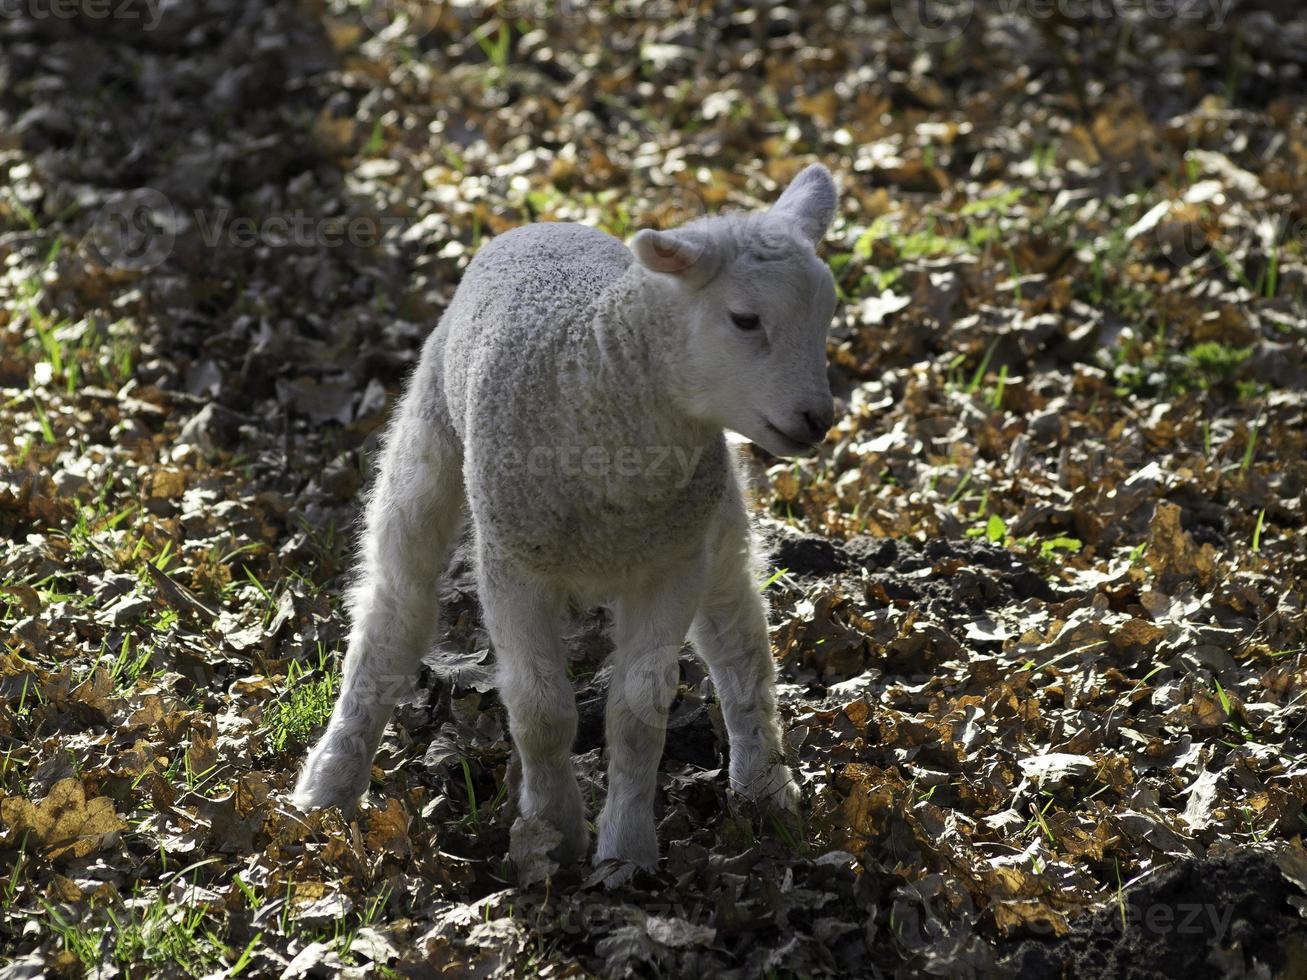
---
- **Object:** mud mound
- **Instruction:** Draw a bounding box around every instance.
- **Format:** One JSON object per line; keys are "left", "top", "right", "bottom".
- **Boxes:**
{"left": 1002, "top": 850, "right": 1307, "bottom": 979}
{"left": 768, "top": 529, "right": 1065, "bottom": 622}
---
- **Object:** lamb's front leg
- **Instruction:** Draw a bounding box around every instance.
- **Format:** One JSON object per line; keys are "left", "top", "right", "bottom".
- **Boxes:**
{"left": 479, "top": 552, "right": 589, "bottom": 864}
{"left": 595, "top": 567, "right": 703, "bottom": 869}
{"left": 691, "top": 513, "right": 799, "bottom": 811}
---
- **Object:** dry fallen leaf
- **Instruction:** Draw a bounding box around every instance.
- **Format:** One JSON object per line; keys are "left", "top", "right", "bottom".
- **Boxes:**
{"left": 0, "top": 778, "right": 127, "bottom": 859}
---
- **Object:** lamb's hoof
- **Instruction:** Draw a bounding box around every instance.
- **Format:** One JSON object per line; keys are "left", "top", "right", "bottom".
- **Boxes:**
{"left": 735, "top": 762, "right": 801, "bottom": 813}
{"left": 588, "top": 857, "right": 649, "bottom": 889}
{"left": 770, "top": 770, "right": 801, "bottom": 814}
{"left": 291, "top": 781, "right": 365, "bottom": 818}
{"left": 554, "top": 819, "right": 591, "bottom": 865}
{"left": 515, "top": 782, "right": 589, "bottom": 865}
{"left": 731, "top": 764, "right": 803, "bottom": 850}
{"left": 291, "top": 786, "right": 360, "bottom": 817}
{"left": 291, "top": 752, "right": 371, "bottom": 817}
{"left": 594, "top": 815, "right": 659, "bottom": 874}
{"left": 511, "top": 814, "right": 590, "bottom": 884}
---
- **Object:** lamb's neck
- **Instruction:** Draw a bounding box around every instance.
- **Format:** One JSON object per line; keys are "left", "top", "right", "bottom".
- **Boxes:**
{"left": 597, "top": 264, "right": 714, "bottom": 448}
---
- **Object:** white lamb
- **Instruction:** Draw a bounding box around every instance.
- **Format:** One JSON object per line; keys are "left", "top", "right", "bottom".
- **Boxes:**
{"left": 293, "top": 164, "right": 840, "bottom": 871}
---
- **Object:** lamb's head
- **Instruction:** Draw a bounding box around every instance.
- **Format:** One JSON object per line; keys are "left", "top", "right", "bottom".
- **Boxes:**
{"left": 631, "top": 164, "right": 839, "bottom": 457}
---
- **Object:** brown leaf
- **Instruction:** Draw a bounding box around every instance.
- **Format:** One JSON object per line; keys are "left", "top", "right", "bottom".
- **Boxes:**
{"left": 1146, "top": 502, "right": 1217, "bottom": 586}
{"left": 0, "top": 778, "right": 126, "bottom": 859}
{"left": 365, "top": 797, "right": 411, "bottom": 858}
{"left": 990, "top": 900, "right": 1068, "bottom": 938}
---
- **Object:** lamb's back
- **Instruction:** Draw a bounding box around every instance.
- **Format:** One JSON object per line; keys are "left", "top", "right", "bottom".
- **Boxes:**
{"left": 454, "top": 221, "right": 631, "bottom": 344}
{"left": 436, "top": 221, "right": 724, "bottom": 587}
{"left": 440, "top": 222, "right": 631, "bottom": 430}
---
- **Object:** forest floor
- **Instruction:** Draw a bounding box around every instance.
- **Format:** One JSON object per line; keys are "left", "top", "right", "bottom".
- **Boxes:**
{"left": 2, "top": 2, "right": 1306, "bottom": 977}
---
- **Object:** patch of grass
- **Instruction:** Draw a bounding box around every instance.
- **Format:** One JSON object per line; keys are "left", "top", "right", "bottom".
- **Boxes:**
{"left": 241, "top": 564, "right": 279, "bottom": 622}
{"left": 1024, "top": 794, "right": 1057, "bottom": 847}
{"left": 945, "top": 340, "right": 999, "bottom": 395}
{"left": 960, "top": 187, "right": 1026, "bottom": 217}
{"left": 1030, "top": 140, "right": 1058, "bottom": 176}
{"left": 988, "top": 363, "right": 1008, "bottom": 410}
{"left": 1035, "top": 535, "right": 1082, "bottom": 563}
{"left": 967, "top": 343, "right": 996, "bottom": 394}
{"left": 13, "top": 241, "right": 139, "bottom": 394}
{"left": 965, "top": 512, "right": 1006, "bottom": 543}
{"left": 458, "top": 758, "right": 508, "bottom": 837}
{"left": 766, "top": 805, "right": 807, "bottom": 858}
{"left": 1186, "top": 341, "right": 1251, "bottom": 389}
{"left": 29, "top": 394, "right": 56, "bottom": 444}
{"left": 159, "top": 742, "right": 220, "bottom": 794}
{"left": 1214, "top": 678, "right": 1251, "bottom": 747}
{"left": 69, "top": 865, "right": 382, "bottom": 977}
{"left": 471, "top": 18, "right": 512, "bottom": 81}
{"left": 55, "top": 490, "right": 134, "bottom": 562}
{"left": 263, "top": 646, "right": 340, "bottom": 753}
{"left": 984, "top": 513, "right": 1006, "bottom": 543}
{"left": 109, "top": 635, "right": 154, "bottom": 690}
{"left": 1112, "top": 335, "right": 1258, "bottom": 399}
{"left": 830, "top": 250, "right": 903, "bottom": 300}
{"left": 1078, "top": 200, "right": 1166, "bottom": 326}
{"left": 964, "top": 517, "right": 1083, "bottom": 566}
{"left": 364, "top": 118, "right": 385, "bottom": 156}
{"left": 1240, "top": 419, "right": 1260, "bottom": 475}
{"left": 41, "top": 868, "right": 231, "bottom": 978}
{"left": 854, "top": 213, "right": 972, "bottom": 265}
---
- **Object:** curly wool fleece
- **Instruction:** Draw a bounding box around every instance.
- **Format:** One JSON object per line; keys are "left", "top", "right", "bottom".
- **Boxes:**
{"left": 295, "top": 163, "right": 840, "bottom": 872}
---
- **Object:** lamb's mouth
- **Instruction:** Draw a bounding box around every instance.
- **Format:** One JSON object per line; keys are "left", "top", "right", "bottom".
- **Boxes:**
{"left": 760, "top": 418, "right": 818, "bottom": 454}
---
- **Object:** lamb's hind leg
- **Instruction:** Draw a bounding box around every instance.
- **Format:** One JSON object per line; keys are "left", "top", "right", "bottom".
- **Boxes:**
{"left": 293, "top": 373, "right": 464, "bottom": 814}
{"left": 479, "top": 550, "right": 589, "bottom": 863}
{"left": 691, "top": 503, "right": 799, "bottom": 810}
{"left": 595, "top": 564, "right": 703, "bottom": 869}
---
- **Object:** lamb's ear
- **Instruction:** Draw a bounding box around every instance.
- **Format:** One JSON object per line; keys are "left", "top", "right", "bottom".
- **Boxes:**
{"left": 631, "top": 228, "right": 712, "bottom": 279}
{"left": 771, "top": 163, "right": 838, "bottom": 245}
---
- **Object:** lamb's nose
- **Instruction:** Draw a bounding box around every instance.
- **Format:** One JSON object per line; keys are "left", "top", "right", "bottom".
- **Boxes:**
{"left": 799, "top": 403, "right": 835, "bottom": 442}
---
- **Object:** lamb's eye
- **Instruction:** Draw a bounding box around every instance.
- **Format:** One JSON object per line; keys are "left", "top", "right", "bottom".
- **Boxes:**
{"left": 730, "top": 312, "right": 761, "bottom": 332}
